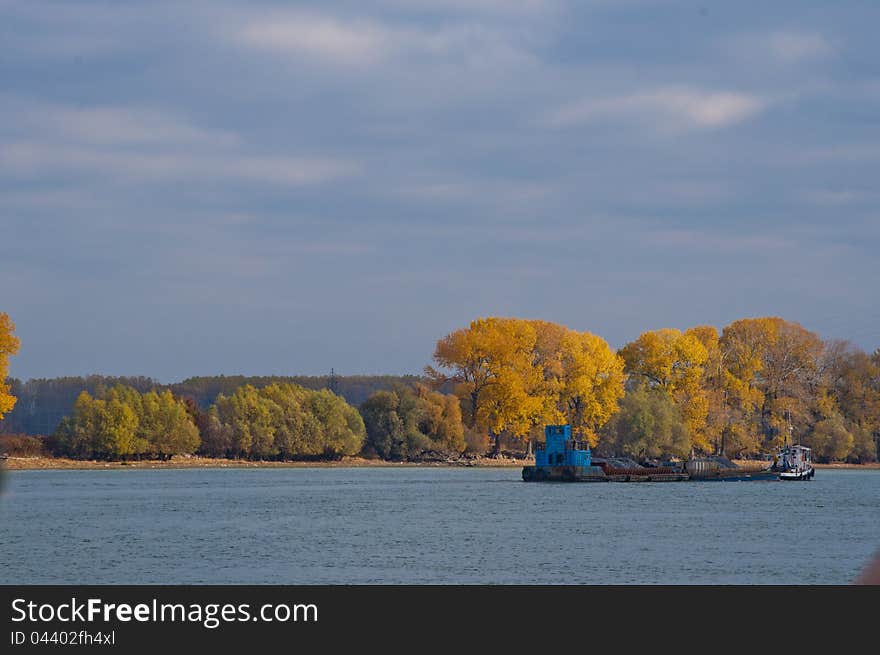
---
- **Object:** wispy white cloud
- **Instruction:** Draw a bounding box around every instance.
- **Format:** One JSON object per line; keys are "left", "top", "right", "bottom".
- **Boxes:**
{"left": 0, "top": 99, "right": 358, "bottom": 187}
{"left": 645, "top": 228, "right": 795, "bottom": 253}
{"left": 802, "top": 189, "right": 871, "bottom": 205}
{"left": 766, "top": 31, "right": 832, "bottom": 62}
{"left": 237, "top": 14, "right": 392, "bottom": 64}
{"left": 0, "top": 142, "right": 358, "bottom": 186}
{"left": 232, "top": 11, "right": 535, "bottom": 69}
{"left": 725, "top": 30, "right": 833, "bottom": 66}
{"left": 798, "top": 144, "right": 880, "bottom": 164}
{"left": 23, "top": 105, "right": 241, "bottom": 147}
{"left": 381, "top": 0, "right": 554, "bottom": 13}
{"left": 547, "top": 87, "right": 767, "bottom": 131}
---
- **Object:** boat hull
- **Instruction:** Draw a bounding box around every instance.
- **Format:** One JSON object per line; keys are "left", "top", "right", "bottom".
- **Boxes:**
{"left": 522, "top": 465, "right": 777, "bottom": 482}
{"left": 778, "top": 467, "right": 815, "bottom": 481}
{"left": 522, "top": 465, "right": 608, "bottom": 482}
{"left": 521, "top": 466, "right": 688, "bottom": 482}
{"left": 688, "top": 469, "right": 777, "bottom": 482}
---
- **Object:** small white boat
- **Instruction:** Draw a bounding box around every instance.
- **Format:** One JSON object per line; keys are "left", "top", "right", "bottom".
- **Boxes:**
{"left": 775, "top": 444, "right": 814, "bottom": 481}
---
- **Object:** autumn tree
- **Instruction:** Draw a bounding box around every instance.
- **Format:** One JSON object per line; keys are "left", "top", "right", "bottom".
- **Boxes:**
{"left": 0, "top": 312, "right": 20, "bottom": 421}
{"left": 428, "top": 317, "right": 544, "bottom": 456}
{"left": 684, "top": 325, "right": 742, "bottom": 455}
{"left": 411, "top": 384, "right": 466, "bottom": 453}
{"left": 619, "top": 328, "right": 709, "bottom": 451}
{"left": 720, "top": 317, "right": 823, "bottom": 450}
{"left": 816, "top": 343, "right": 879, "bottom": 462}
{"left": 557, "top": 330, "right": 625, "bottom": 446}
{"left": 526, "top": 319, "right": 568, "bottom": 426}
{"left": 429, "top": 317, "right": 626, "bottom": 455}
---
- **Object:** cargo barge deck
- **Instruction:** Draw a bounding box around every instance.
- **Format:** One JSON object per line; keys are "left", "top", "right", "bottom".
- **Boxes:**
{"left": 522, "top": 425, "right": 778, "bottom": 482}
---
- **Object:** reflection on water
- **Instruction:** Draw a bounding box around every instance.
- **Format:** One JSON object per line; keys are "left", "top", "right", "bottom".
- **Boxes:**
{"left": 1, "top": 467, "right": 878, "bottom": 584}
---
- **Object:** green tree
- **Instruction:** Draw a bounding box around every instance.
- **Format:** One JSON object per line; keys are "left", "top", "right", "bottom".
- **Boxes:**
{"left": 360, "top": 385, "right": 465, "bottom": 460}
{"left": 619, "top": 328, "right": 709, "bottom": 451}
{"left": 54, "top": 386, "right": 200, "bottom": 460}
{"left": 55, "top": 392, "right": 101, "bottom": 458}
{"left": 305, "top": 389, "right": 365, "bottom": 457}
{"left": 807, "top": 415, "right": 854, "bottom": 462}
{"left": 361, "top": 390, "right": 407, "bottom": 459}
{"left": 214, "top": 385, "right": 278, "bottom": 458}
{"left": 602, "top": 383, "right": 690, "bottom": 460}
{"left": 144, "top": 390, "right": 200, "bottom": 458}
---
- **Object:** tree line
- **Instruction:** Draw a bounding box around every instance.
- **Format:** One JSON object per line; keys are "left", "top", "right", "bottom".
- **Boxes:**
{"left": 426, "top": 316, "right": 879, "bottom": 463}
{"left": 48, "top": 383, "right": 368, "bottom": 461}
{"left": 55, "top": 387, "right": 199, "bottom": 459}
{"left": 0, "top": 374, "right": 419, "bottom": 436}
{"left": 1, "top": 312, "right": 878, "bottom": 463}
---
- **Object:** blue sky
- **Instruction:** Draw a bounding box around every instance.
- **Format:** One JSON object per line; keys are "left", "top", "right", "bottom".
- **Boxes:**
{"left": 2, "top": 0, "right": 878, "bottom": 381}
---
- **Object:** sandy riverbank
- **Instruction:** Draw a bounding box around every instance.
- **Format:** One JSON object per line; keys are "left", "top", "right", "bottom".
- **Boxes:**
{"left": 3, "top": 456, "right": 877, "bottom": 471}
{"left": 1, "top": 455, "right": 533, "bottom": 471}
{"left": 732, "top": 459, "right": 880, "bottom": 470}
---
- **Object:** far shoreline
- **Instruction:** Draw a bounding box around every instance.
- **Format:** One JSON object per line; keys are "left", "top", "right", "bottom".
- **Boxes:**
{"left": 2, "top": 455, "right": 878, "bottom": 472}
{"left": 1, "top": 455, "right": 532, "bottom": 471}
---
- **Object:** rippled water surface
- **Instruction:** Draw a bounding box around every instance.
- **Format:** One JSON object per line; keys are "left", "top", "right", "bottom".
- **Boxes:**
{"left": 2, "top": 467, "right": 878, "bottom": 584}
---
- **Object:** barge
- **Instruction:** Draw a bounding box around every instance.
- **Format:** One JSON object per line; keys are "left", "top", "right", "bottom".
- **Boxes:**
{"left": 521, "top": 425, "right": 777, "bottom": 482}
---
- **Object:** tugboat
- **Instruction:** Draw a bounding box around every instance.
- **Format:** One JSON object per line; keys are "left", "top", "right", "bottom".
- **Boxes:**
{"left": 522, "top": 425, "right": 608, "bottom": 482}
{"left": 522, "top": 425, "right": 689, "bottom": 482}
{"left": 773, "top": 415, "right": 815, "bottom": 481}
{"left": 775, "top": 444, "right": 815, "bottom": 481}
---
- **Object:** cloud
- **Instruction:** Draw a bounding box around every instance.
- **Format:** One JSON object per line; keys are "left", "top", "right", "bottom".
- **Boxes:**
{"left": 802, "top": 189, "right": 871, "bottom": 205}
{"left": 644, "top": 228, "right": 795, "bottom": 253}
{"left": 0, "top": 100, "right": 358, "bottom": 187}
{"left": 237, "top": 14, "right": 391, "bottom": 64}
{"left": 547, "top": 87, "right": 767, "bottom": 131}
{"left": 767, "top": 31, "right": 832, "bottom": 62}
{"left": 797, "top": 144, "right": 880, "bottom": 164}
{"left": 726, "top": 30, "right": 833, "bottom": 66}
{"left": 0, "top": 142, "right": 358, "bottom": 186}
{"left": 23, "top": 105, "right": 241, "bottom": 147}
{"left": 380, "top": 0, "right": 554, "bottom": 13}
{"left": 232, "top": 11, "right": 535, "bottom": 69}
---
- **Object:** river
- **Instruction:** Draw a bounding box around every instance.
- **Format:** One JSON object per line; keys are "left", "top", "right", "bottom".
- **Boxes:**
{"left": 2, "top": 467, "right": 878, "bottom": 584}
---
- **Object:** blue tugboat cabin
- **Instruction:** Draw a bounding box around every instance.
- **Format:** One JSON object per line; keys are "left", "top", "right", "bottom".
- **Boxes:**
{"left": 534, "top": 425, "right": 592, "bottom": 467}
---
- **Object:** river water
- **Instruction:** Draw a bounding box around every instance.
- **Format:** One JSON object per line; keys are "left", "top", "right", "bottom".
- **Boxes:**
{"left": 1, "top": 467, "right": 878, "bottom": 584}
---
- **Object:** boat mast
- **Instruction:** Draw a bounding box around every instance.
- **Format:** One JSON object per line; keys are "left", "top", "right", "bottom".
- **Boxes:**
{"left": 788, "top": 411, "right": 795, "bottom": 447}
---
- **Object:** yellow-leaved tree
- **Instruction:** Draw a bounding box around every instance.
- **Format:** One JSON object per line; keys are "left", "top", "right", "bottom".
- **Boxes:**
{"left": 0, "top": 312, "right": 20, "bottom": 421}
{"left": 719, "top": 317, "right": 823, "bottom": 451}
{"left": 428, "top": 317, "right": 544, "bottom": 456}
{"left": 558, "top": 330, "right": 625, "bottom": 447}
{"left": 619, "top": 328, "right": 709, "bottom": 452}
{"left": 428, "top": 317, "right": 625, "bottom": 455}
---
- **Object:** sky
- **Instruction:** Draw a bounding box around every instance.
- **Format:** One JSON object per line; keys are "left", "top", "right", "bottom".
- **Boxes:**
{"left": 1, "top": 0, "right": 879, "bottom": 382}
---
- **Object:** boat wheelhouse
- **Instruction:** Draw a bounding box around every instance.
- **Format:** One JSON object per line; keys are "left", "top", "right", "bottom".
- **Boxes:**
{"left": 775, "top": 444, "right": 815, "bottom": 481}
